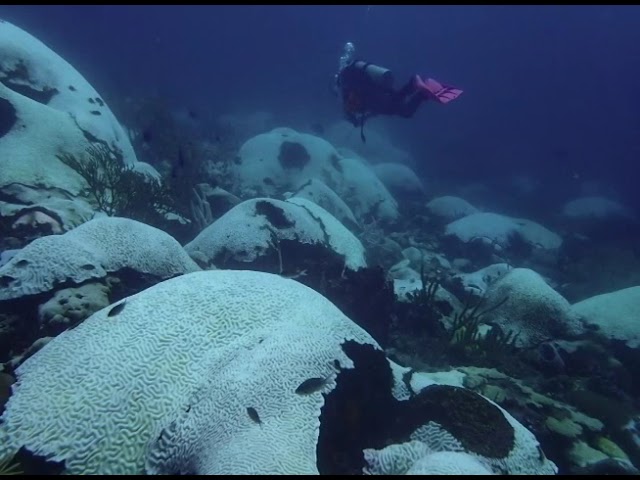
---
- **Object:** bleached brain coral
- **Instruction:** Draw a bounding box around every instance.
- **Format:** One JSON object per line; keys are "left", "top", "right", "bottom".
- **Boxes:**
{"left": 445, "top": 212, "right": 562, "bottom": 252}
{"left": 232, "top": 127, "right": 343, "bottom": 198}
{"left": 146, "top": 318, "right": 361, "bottom": 474}
{"left": 0, "top": 269, "right": 380, "bottom": 475}
{"left": 0, "top": 19, "right": 138, "bottom": 167}
{"left": 338, "top": 155, "right": 399, "bottom": 223}
{"left": 0, "top": 216, "right": 200, "bottom": 301}
{"left": 483, "top": 268, "right": 584, "bottom": 348}
{"left": 231, "top": 127, "right": 399, "bottom": 224}
{"left": 426, "top": 195, "right": 479, "bottom": 221}
{"left": 291, "top": 178, "right": 359, "bottom": 229}
{"left": 184, "top": 197, "right": 366, "bottom": 271}
{"left": 363, "top": 440, "right": 433, "bottom": 475}
{"left": 405, "top": 451, "right": 494, "bottom": 475}
{"left": 372, "top": 162, "right": 425, "bottom": 195}
{"left": 571, "top": 286, "right": 640, "bottom": 348}
{"left": 364, "top": 443, "right": 494, "bottom": 475}
{"left": 286, "top": 196, "right": 365, "bottom": 268}
{"left": 363, "top": 384, "right": 558, "bottom": 475}
{"left": 0, "top": 273, "right": 557, "bottom": 475}
{"left": 0, "top": 20, "right": 161, "bottom": 231}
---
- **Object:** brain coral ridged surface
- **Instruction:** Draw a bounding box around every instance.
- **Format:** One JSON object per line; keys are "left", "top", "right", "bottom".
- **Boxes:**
{"left": 0, "top": 269, "right": 378, "bottom": 475}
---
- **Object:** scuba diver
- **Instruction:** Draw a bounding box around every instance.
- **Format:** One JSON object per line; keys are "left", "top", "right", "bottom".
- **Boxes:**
{"left": 334, "top": 42, "right": 463, "bottom": 142}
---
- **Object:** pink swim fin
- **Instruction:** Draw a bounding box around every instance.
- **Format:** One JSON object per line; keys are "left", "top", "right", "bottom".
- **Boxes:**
{"left": 415, "top": 75, "right": 463, "bottom": 104}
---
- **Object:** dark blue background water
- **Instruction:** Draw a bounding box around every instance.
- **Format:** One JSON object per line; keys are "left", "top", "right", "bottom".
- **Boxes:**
{"left": 2, "top": 5, "right": 639, "bottom": 214}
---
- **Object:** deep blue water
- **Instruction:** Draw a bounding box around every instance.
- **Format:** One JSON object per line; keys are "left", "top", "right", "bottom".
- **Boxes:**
{"left": 2, "top": 5, "right": 639, "bottom": 214}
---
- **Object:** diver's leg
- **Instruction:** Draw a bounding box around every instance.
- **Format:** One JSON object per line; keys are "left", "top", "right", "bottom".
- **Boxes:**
{"left": 396, "top": 92, "right": 425, "bottom": 118}
{"left": 396, "top": 76, "right": 419, "bottom": 99}
{"left": 391, "top": 76, "right": 425, "bottom": 118}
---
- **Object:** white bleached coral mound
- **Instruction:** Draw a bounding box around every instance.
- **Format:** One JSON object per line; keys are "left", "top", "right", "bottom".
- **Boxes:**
{"left": 0, "top": 269, "right": 379, "bottom": 475}
{"left": 0, "top": 216, "right": 199, "bottom": 301}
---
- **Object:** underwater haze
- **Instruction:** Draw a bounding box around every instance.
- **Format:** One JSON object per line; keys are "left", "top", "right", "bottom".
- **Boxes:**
{"left": 3, "top": 5, "right": 640, "bottom": 212}
{"left": 2, "top": 4, "right": 640, "bottom": 477}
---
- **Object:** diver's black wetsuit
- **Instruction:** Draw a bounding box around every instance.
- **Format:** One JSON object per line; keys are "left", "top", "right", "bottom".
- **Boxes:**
{"left": 336, "top": 61, "right": 425, "bottom": 128}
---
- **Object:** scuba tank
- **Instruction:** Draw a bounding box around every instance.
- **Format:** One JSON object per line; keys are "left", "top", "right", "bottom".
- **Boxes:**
{"left": 352, "top": 60, "right": 394, "bottom": 89}
{"left": 335, "top": 42, "right": 395, "bottom": 92}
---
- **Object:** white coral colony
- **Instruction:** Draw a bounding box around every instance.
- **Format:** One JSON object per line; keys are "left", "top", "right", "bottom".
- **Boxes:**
{"left": 0, "top": 270, "right": 557, "bottom": 475}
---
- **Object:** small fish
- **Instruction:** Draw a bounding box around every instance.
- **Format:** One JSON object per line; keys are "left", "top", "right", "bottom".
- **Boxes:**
{"left": 247, "top": 407, "right": 262, "bottom": 425}
{"left": 295, "top": 376, "right": 329, "bottom": 396}
{"left": 107, "top": 301, "right": 126, "bottom": 317}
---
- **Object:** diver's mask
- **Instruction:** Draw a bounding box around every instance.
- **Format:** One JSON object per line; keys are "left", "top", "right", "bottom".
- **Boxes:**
{"left": 338, "top": 41, "right": 356, "bottom": 72}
